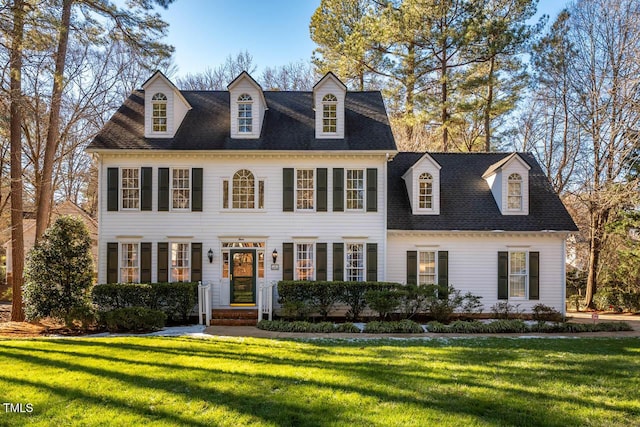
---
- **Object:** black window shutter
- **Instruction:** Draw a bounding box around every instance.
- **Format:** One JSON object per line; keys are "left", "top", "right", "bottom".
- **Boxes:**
{"left": 283, "top": 243, "right": 294, "bottom": 280}
{"left": 191, "top": 243, "right": 202, "bottom": 282}
{"left": 406, "top": 251, "right": 417, "bottom": 285}
{"left": 140, "top": 167, "right": 152, "bottom": 211}
{"left": 333, "top": 168, "right": 344, "bottom": 212}
{"left": 317, "top": 168, "right": 327, "bottom": 212}
{"left": 366, "top": 243, "right": 377, "bottom": 281}
{"left": 107, "top": 242, "right": 118, "bottom": 284}
{"left": 107, "top": 168, "right": 119, "bottom": 211}
{"left": 192, "top": 168, "right": 203, "bottom": 212}
{"left": 366, "top": 168, "right": 377, "bottom": 212}
{"left": 529, "top": 251, "right": 540, "bottom": 300}
{"left": 283, "top": 168, "right": 294, "bottom": 212}
{"left": 333, "top": 243, "right": 344, "bottom": 281}
{"left": 140, "top": 242, "right": 151, "bottom": 283}
{"left": 316, "top": 243, "right": 327, "bottom": 280}
{"left": 438, "top": 251, "right": 449, "bottom": 299}
{"left": 498, "top": 251, "right": 509, "bottom": 300}
{"left": 158, "top": 168, "right": 169, "bottom": 211}
{"left": 157, "top": 242, "right": 168, "bottom": 282}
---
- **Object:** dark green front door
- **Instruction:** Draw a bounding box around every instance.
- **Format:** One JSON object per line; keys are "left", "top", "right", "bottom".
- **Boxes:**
{"left": 230, "top": 250, "right": 256, "bottom": 304}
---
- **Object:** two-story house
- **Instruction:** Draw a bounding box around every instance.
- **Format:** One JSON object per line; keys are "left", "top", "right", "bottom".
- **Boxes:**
{"left": 86, "top": 70, "right": 577, "bottom": 319}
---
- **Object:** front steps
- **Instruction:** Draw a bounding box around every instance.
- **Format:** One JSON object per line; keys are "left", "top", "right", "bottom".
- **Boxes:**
{"left": 211, "top": 309, "right": 259, "bottom": 326}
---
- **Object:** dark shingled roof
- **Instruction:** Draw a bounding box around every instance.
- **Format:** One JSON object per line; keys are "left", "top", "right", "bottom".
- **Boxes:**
{"left": 87, "top": 90, "right": 397, "bottom": 151}
{"left": 388, "top": 152, "right": 578, "bottom": 232}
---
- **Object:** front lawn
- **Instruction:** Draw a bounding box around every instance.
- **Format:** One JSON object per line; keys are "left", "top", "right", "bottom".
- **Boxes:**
{"left": 0, "top": 336, "right": 638, "bottom": 426}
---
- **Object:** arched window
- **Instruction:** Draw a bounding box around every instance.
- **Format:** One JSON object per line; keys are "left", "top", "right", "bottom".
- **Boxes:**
{"left": 508, "top": 173, "right": 522, "bottom": 210}
{"left": 238, "top": 93, "right": 253, "bottom": 133}
{"left": 322, "top": 94, "right": 337, "bottom": 133}
{"left": 233, "top": 169, "right": 255, "bottom": 208}
{"left": 152, "top": 93, "right": 167, "bottom": 132}
{"left": 419, "top": 172, "right": 433, "bottom": 209}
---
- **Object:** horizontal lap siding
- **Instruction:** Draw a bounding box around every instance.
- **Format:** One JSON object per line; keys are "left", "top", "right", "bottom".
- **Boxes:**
{"left": 386, "top": 233, "right": 565, "bottom": 312}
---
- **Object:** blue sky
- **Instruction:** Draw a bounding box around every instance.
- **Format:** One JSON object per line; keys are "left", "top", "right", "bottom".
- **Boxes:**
{"left": 159, "top": 0, "right": 569, "bottom": 79}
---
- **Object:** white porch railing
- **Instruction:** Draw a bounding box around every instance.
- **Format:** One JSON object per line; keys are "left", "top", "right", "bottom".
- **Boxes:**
{"left": 257, "top": 280, "right": 276, "bottom": 321}
{"left": 197, "top": 281, "right": 212, "bottom": 325}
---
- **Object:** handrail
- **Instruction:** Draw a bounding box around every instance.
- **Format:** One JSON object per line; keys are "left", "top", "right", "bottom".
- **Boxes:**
{"left": 257, "top": 280, "right": 276, "bottom": 321}
{"left": 197, "top": 281, "right": 212, "bottom": 325}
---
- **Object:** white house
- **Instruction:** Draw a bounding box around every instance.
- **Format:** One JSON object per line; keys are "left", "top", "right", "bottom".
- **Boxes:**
{"left": 86, "top": 70, "right": 577, "bottom": 320}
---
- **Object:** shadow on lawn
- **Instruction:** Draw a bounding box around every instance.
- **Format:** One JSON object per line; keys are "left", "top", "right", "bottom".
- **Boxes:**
{"left": 2, "top": 337, "right": 637, "bottom": 425}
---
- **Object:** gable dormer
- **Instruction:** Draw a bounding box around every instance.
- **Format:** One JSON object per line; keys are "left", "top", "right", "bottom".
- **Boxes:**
{"left": 482, "top": 153, "right": 531, "bottom": 215}
{"left": 313, "top": 72, "right": 347, "bottom": 139}
{"left": 227, "top": 71, "right": 267, "bottom": 139}
{"left": 402, "top": 153, "right": 441, "bottom": 215}
{"left": 142, "top": 71, "right": 191, "bottom": 138}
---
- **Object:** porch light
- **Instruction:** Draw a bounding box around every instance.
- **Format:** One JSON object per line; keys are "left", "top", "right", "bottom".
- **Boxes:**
{"left": 207, "top": 248, "right": 214, "bottom": 263}
{"left": 272, "top": 249, "right": 278, "bottom": 264}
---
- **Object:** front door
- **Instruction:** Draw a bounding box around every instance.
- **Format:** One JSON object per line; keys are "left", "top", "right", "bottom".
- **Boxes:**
{"left": 230, "top": 250, "right": 256, "bottom": 305}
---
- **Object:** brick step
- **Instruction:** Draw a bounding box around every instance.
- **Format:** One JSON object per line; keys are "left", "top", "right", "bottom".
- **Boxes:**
{"left": 211, "top": 309, "right": 258, "bottom": 320}
{"left": 210, "top": 318, "right": 258, "bottom": 326}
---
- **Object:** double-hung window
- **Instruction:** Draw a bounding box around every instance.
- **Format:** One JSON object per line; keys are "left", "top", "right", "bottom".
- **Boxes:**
{"left": 508, "top": 173, "right": 522, "bottom": 210}
{"left": 346, "top": 243, "right": 364, "bottom": 281}
{"left": 322, "top": 94, "right": 337, "bottom": 133}
{"left": 121, "top": 168, "right": 139, "bottom": 210}
{"left": 152, "top": 93, "right": 167, "bottom": 132}
{"left": 238, "top": 94, "right": 253, "bottom": 133}
{"left": 418, "top": 251, "right": 436, "bottom": 285}
{"left": 509, "top": 251, "right": 527, "bottom": 298}
{"left": 295, "top": 243, "right": 314, "bottom": 280}
{"left": 121, "top": 243, "right": 139, "bottom": 283}
{"left": 418, "top": 173, "right": 433, "bottom": 210}
{"left": 172, "top": 168, "right": 190, "bottom": 210}
{"left": 346, "top": 169, "right": 364, "bottom": 210}
{"left": 296, "top": 169, "right": 314, "bottom": 210}
{"left": 171, "top": 242, "right": 190, "bottom": 282}
{"left": 223, "top": 169, "right": 265, "bottom": 210}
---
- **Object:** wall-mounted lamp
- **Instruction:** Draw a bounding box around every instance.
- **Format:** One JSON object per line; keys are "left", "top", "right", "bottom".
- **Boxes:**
{"left": 272, "top": 249, "right": 278, "bottom": 264}
{"left": 207, "top": 248, "right": 214, "bottom": 263}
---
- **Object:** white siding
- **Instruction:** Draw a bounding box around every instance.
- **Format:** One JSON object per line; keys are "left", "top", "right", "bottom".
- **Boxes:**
{"left": 402, "top": 154, "right": 441, "bottom": 215}
{"left": 143, "top": 79, "right": 189, "bottom": 138}
{"left": 229, "top": 79, "right": 265, "bottom": 139}
{"left": 501, "top": 159, "right": 530, "bottom": 215}
{"left": 387, "top": 232, "right": 568, "bottom": 314}
{"left": 314, "top": 78, "right": 346, "bottom": 139}
{"left": 97, "top": 153, "right": 387, "bottom": 307}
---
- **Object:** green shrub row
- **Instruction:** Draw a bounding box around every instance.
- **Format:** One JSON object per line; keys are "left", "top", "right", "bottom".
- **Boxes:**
{"left": 98, "top": 307, "right": 166, "bottom": 332}
{"left": 426, "top": 320, "right": 633, "bottom": 333}
{"left": 92, "top": 282, "right": 197, "bottom": 322}
{"left": 363, "top": 320, "right": 424, "bottom": 333}
{"left": 256, "top": 320, "right": 360, "bottom": 333}
{"left": 278, "top": 281, "right": 483, "bottom": 322}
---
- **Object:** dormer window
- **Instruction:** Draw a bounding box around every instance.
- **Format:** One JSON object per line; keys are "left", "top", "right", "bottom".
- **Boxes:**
{"left": 418, "top": 173, "right": 433, "bottom": 209}
{"left": 152, "top": 93, "right": 167, "bottom": 132}
{"left": 238, "top": 93, "right": 253, "bottom": 133}
{"left": 508, "top": 173, "right": 522, "bottom": 210}
{"left": 322, "top": 94, "right": 337, "bottom": 133}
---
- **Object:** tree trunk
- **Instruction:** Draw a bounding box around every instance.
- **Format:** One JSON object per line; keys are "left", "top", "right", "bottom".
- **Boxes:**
{"left": 10, "top": 0, "right": 26, "bottom": 322}
{"left": 35, "top": 0, "right": 73, "bottom": 242}
{"left": 484, "top": 56, "right": 495, "bottom": 152}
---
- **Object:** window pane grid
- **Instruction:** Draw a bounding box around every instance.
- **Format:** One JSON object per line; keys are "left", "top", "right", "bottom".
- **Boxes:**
{"left": 121, "top": 168, "right": 139, "bottom": 209}
{"left": 172, "top": 168, "right": 190, "bottom": 209}
{"left": 419, "top": 173, "right": 433, "bottom": 209}
{"left": 346, "top": 169, "right": 364, "bottom": 210}
{"left": 171, "top": 243, "right": 189, "bottom": 282}
{"left": 296, "top": 169, "right": 314, "bottom": 210}
{"left": 296, "top": 243, "right": 314, "bottom": 281}
{"left": 120, "top": 243, "right": 139, "bottom": 283}
{"left": 419, "top": 251, "right": 436, "bottom": 285}
{"left": 323, "top": 103, "right": 337, "bottom": 133}
{"left": 152, "top": 103, "right": 167, "bottom": 132}
{"left": 346, "top": 243, "right": 364, "bottom": 282}
{"left": 233, "top": 169, "right": 255, "bottom": 209}
{"left": 509, "top": 251, "right": 527, "bottom": 298}
{"left": 508, "top": 174, "right": 522, "bottom": 210}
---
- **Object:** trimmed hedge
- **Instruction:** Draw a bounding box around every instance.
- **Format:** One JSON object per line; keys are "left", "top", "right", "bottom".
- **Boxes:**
{"left": 98, "top": 307, "right": 166, "bottom": 332}
{"left": 92, "top": 282, "right": 197, "bottom": 322}
{"left": 426, "top": 320, "right": 633, "bottom": 334}
{"left": 256, "top": 320, "right": 360, "bottom": 333}
{"left": 363, "top": 320, "right": 423, "bottom": 334}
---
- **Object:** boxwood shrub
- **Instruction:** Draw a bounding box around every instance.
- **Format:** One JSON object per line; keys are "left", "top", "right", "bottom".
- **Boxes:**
{"left": 98, "top": 307, "right": 166, "bottom": 332}
{"left": 92, "top": 282, "right": 197, "bottom": 322}
{"left": 363, "top": 319, "right": 424, "bottom": 334}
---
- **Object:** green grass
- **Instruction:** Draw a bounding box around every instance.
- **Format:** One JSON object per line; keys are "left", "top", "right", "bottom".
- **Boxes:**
{"left": 0, "top": 336, "right": 638, "bottom": 426}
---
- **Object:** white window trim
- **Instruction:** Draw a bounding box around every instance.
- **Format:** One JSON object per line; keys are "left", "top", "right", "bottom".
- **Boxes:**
{"left": 345, "top": 168, "right": 365, "bottom": 212}
{"left": 151, "top": 92, "right": 169, "bottom": 134}
{"left": 345, "top": 241, "right": 366, "bottom": 282}
{"left": 221, "top": 173, "right": 266, "bottom": 211}
{"left": 417, "top": 250, "right": 438, "bottom": 286}
{"left": 322, "top": 94, "right": 338, "bottom": 134}
{"left": 119, "top": 241, "right": 140, "bottom": 284}
{"left": 295, "top": 168, "right": 316, "bottom": 212}
{"left": 170, "top": 167, "right": 191, "bottom": 211}
{"left": 120, "top": 167, "right": 140, "bottom": 211}
{"left": 417, "top": 172, "right": 434, "bottom": 212}
{"left": 237, "top": 93, "right": 253, "bottom": 134}
{"left": 170, "top": 241, "right": 191, "bottom": 283}
{"left": 507, "top": 173, "right": 523, "bottom": 212}
{"left": 294, "top": 241, "right": 315, "bottom": 281}
{"left": 508, "top": 250, "right": 528, "bottom": 300}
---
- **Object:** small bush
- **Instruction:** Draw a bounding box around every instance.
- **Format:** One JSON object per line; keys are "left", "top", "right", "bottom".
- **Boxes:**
{"left": 532, "top": 304, "right": 563, "bottom": 323}
{"left": 397, "top": 284, "right": 431, "bottom": 319}
{"left": 445, "top": 320, "right": 485, "bottom": 333}
{"left": 92, "top": 283, "right": 153, "bottom": 310}
{"left": 363, "top": 319, "right": 423, "bottom": 334}
{"left": 425, "top": 321, "right": 447, "bottom": 333}
{"left": 365, "top": 286, "right": 402, "bottom": 320}
{"left": 308, "top": 322, "right": 337, "bottom": 333}
{"left": 490, "top": 302, "right": 523, "bottom": 319}
{"left": 256, "top": 320, "right": 354, "bottom": 333}
{"left": 335, "top": 322, "right": 360, "bottom": 333}
{"left": 98, "top": 307, "right": 166, "bottom": 332}
{"left": 483, "top": 319, "right": 528, "bottom": 333}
